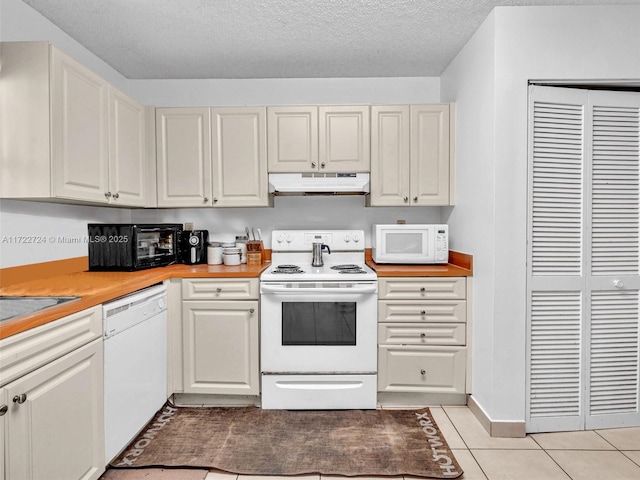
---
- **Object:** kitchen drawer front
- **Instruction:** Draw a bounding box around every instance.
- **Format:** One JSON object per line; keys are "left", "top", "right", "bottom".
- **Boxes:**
{"left": 182, "top": 278, "right": 259, "bottom": 300}
{"left": 0, "top": 305, "right": 102, "bottom": 387}
{"left": 378, "top": 300, "right": 466, "bottom": 324}
{"left": 378, "top": 277, "right": 466, "bottom": 300}
{"left": 377, "top": 345, "right": 466, "bottom": 393}
{"left": 378, "top": 323, "right": 466, "bottom": 346}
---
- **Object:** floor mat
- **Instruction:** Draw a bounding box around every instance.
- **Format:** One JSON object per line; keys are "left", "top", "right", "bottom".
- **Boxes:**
{"left": 110, "top": 403, "right": 463, "bottom": 479}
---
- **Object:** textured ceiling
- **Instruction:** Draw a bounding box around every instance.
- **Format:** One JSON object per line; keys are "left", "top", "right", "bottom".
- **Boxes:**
{"left": 22, "top": 0, "right": 635, "bottom": 79}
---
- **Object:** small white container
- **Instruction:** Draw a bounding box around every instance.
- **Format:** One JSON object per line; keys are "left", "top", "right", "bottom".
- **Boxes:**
{"left": 207, "top": 243, "right": 223, "bottom": 265}
{"left": 223, "top": 252, "right": 241, "bottom": 266}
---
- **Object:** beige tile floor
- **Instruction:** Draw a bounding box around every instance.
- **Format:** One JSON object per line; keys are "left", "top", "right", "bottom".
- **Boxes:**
{"left": 203, "top": 405, "right": 640, "bottom": 480}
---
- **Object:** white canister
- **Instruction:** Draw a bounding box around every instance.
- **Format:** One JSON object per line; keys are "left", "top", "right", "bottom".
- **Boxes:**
{"left": 223, "top": 252, "right": 241, "bottom": 266}
{"left": 207, "top": 243, "right": 223, "bottom": 265}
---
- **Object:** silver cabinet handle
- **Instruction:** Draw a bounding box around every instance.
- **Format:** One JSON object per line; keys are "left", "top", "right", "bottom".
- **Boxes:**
{"left": 420, "top": 369, "right": 426, "bottom": 375}
{"left": 13, "top": 394, "right": 27, "bottom": 404}
{"left": 104, "top": 192, "right": 112, "bottom": 198}
{"left": 113, "top": 192, "right": 120, "bottom": 199}
{"left": 0, "top": 405, "right": 7, "bottom": 416}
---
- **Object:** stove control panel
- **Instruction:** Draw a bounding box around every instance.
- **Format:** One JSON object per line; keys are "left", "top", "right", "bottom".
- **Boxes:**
{"left": 273, "top": 230, "right": 365, "bottom": 251}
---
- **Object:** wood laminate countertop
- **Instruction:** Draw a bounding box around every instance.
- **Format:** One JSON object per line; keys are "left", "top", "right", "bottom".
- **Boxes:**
{"left": 0, "top": 262, "right": 270, "bottom": 339}
{"left": 0, "top": 249, "right": 472, "bottom": 339}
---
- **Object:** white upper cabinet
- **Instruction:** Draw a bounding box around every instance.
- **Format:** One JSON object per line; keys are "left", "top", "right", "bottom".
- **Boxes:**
{"left": 319, "top": 106, "right": 370, "bottom": 172}
{"left": 211, "top": 107, "right": 270, "bottom": 207}
{"left": 108, "top": 86, "right": 147, "bottom": 207}
{"left": 369, "top": 104, "right": 454, "bottom": 206}
{"left": 156, "top": 107, "right": 212, "bottom": 207}
{"left": 156, "top": 107, "right": 270, "bottom": 208}
{"left": 0, "top": 42, "right": 147, "bottom": 206}
{"left": 50, "top": 47, "right": 110, "bottom": 203}
{"left": 267, "top": 105, "right": 370, "bottom": 173}
{"left": 267, "top": 106, "right": 318, "bottom": 172}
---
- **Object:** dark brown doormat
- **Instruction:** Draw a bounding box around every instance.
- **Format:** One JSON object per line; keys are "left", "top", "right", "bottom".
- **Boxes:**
{"left": 111, "top": 403, "right": 463, "bottom": 479}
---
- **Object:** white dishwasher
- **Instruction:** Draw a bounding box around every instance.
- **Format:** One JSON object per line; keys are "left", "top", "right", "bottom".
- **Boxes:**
{"left": 103, "top": 283, "right": 168, "bottom": 463}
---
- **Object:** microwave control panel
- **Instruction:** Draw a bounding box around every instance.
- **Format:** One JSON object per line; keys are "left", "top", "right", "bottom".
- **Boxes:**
{"left": 435, "top": 228, "right": 449, "bottom": 261}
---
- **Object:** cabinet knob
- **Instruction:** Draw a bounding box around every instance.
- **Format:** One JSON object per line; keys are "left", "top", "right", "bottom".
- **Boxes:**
{"left": 104, "top": 191, "right": 112, "bottom": 198}
{"left": 311, "top": 162, "right": 317, "bottom": 168}
{"left": 249, "top": 308, "right": 255, "bottom": 314}
{"left": 420, "top": 369, "right": 426, "bottom": 375}
{"left": 213, "top": 197, "right": 218, "bottom": 203}
{"left": 13, "top": 393, "right": 27, "bottom": 404}
{"left": 403, "top": 196, "right": 408, "bottom": 202}
{"left": 203, "top": 197, "right": 209, "bottom": 203}
{"left": 420, "top": 310, "right": 426, "bottom": 315}
{"left": 413, "top": 196, "right": 418, "bottom": 202}
{"left": 421, "top": 333, "right": 426, "bottom": 338}
{"left": 420, "top": 287, "right": 426, "bottom": 293}
{"left": 113, "top": 192, "right": 120, "bottom": 199}
{"left": 320, "top": 162, "right": 326, "bottom": 169}
{"left": 0, "top": 405, "right": 7, "bottom": 416}
{"left": 216, "top": 287, "right": 222, "bottom": 293}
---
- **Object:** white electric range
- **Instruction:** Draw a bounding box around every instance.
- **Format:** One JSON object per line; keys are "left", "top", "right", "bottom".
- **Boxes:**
{"left": 260, "top": 230, "right": 378, "bottom": 410}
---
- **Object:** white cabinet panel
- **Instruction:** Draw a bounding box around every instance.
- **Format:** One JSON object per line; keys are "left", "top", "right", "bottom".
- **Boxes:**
{"left": 319, "top": 106, "right": 370, "bottom": 172}
{"left": 156, "top": 107, "right": 212, "bottom": 207}
{"left": 51, "top": 47, "right": 109, "bottom": 203}
{"left": 4, "top": 339, "right": 104, "bottom": 480}
{"left": 211, "top": 107, "right": 269, "bottom": 206}
{"left": 267, "top": 106, "right": 318, "bottom": 172}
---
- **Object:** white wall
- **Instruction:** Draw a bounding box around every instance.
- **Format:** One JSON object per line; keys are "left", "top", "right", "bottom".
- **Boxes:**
{"left": 0, "top": 0, "right": 442, "bottom": 268}
{"left": 441, "top": 4, "right": 640, "bottom": 424}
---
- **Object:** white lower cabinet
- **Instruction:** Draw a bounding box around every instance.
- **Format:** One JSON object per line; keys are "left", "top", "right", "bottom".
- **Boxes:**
{"left": 377, "top": 277, "right": 468, "bottom": 394}
{"left": 3, "top": 338, "right": 104, "bottom": 480}
{"left": 182, "top": 279, "right": 259, "bottom": 395}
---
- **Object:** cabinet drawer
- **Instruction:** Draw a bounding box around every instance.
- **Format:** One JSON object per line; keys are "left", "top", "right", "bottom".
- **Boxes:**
{"left": 378, "top": 300, "right": 466, "bottom": 323}
{"left": 377, "top": 345, "right": 466, "bottom": 394}
{"left": 0, "top": 306, "right": 102, "bottom": 387}
{"left": 182, "top": 278, "right": 259, "bottom": 300}
{"left": 378, "top": 277, "right": 466, "bottom": 300}
{"left": 378, "top": 323, "right": 466, "bottom": 346}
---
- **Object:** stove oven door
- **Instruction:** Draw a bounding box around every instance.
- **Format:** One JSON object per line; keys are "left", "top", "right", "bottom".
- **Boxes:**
{"left": 260, "top": 282, "right": 378, "bottom": 373}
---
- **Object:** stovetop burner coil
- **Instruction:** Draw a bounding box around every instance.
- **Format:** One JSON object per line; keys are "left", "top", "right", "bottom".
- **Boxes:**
{"left": 272, "top": 264, "right": 305, "bottom": 274}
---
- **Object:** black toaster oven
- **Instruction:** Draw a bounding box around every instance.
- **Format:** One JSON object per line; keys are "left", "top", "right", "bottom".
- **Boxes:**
{"left": 88, "top": 224, "right": 183, "bottom": 271}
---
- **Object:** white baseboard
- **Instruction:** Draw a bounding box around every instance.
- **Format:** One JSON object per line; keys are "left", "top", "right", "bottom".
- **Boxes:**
{"left": 468, "top": 395, "right": 526, "bottom": 438}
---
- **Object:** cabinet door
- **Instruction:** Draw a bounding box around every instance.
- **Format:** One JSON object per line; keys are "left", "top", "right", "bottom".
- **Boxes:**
{"left": 51, "top": 48, "right": 109, "bottom": 203}
{"left": 267, "top": 106, "right": 318, "bottom": 172}
{"left": 182, "top": 301, "right": 259, "bottom": 395}
{"left": 319, "top": 106, "right": 370, "bottom": 172}
{"left": 156, "top": 107, "right": 212, "bottom": 207}
{"left": 5, "top": 339, "right": 104, "bottom": 480}
{"left": 369, "top": 106, "right": 410, "bottom": 206}
{"left": 211, "top": 107, "right": 269, "bottom": 206}
{"left": 108, "top": 86, "right": 146, "bottom": 206}
{"left": 410, "top": 104, "right": 451, "bottom": 205}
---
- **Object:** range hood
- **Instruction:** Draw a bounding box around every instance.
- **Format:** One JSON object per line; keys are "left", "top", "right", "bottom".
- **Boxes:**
{"left": 268, "top": 173, "right": 370, "bottom": 195}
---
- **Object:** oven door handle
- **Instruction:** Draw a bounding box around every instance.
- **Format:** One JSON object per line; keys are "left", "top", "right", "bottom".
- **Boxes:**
{"left": 260, "top": 284, "right": 377, "bottom": 294}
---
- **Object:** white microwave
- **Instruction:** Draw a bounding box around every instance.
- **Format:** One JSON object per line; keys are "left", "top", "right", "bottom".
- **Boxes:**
{"left": 372, "top": 224, "right": 449, "bottom": 264}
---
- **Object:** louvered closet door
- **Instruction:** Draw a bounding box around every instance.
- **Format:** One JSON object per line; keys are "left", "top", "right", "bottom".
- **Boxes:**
{"left": 527, "top": 86, "right": 640, "bottom": 433}
{"left": 586, "top": 91, "right": 640, "bottom": 429}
